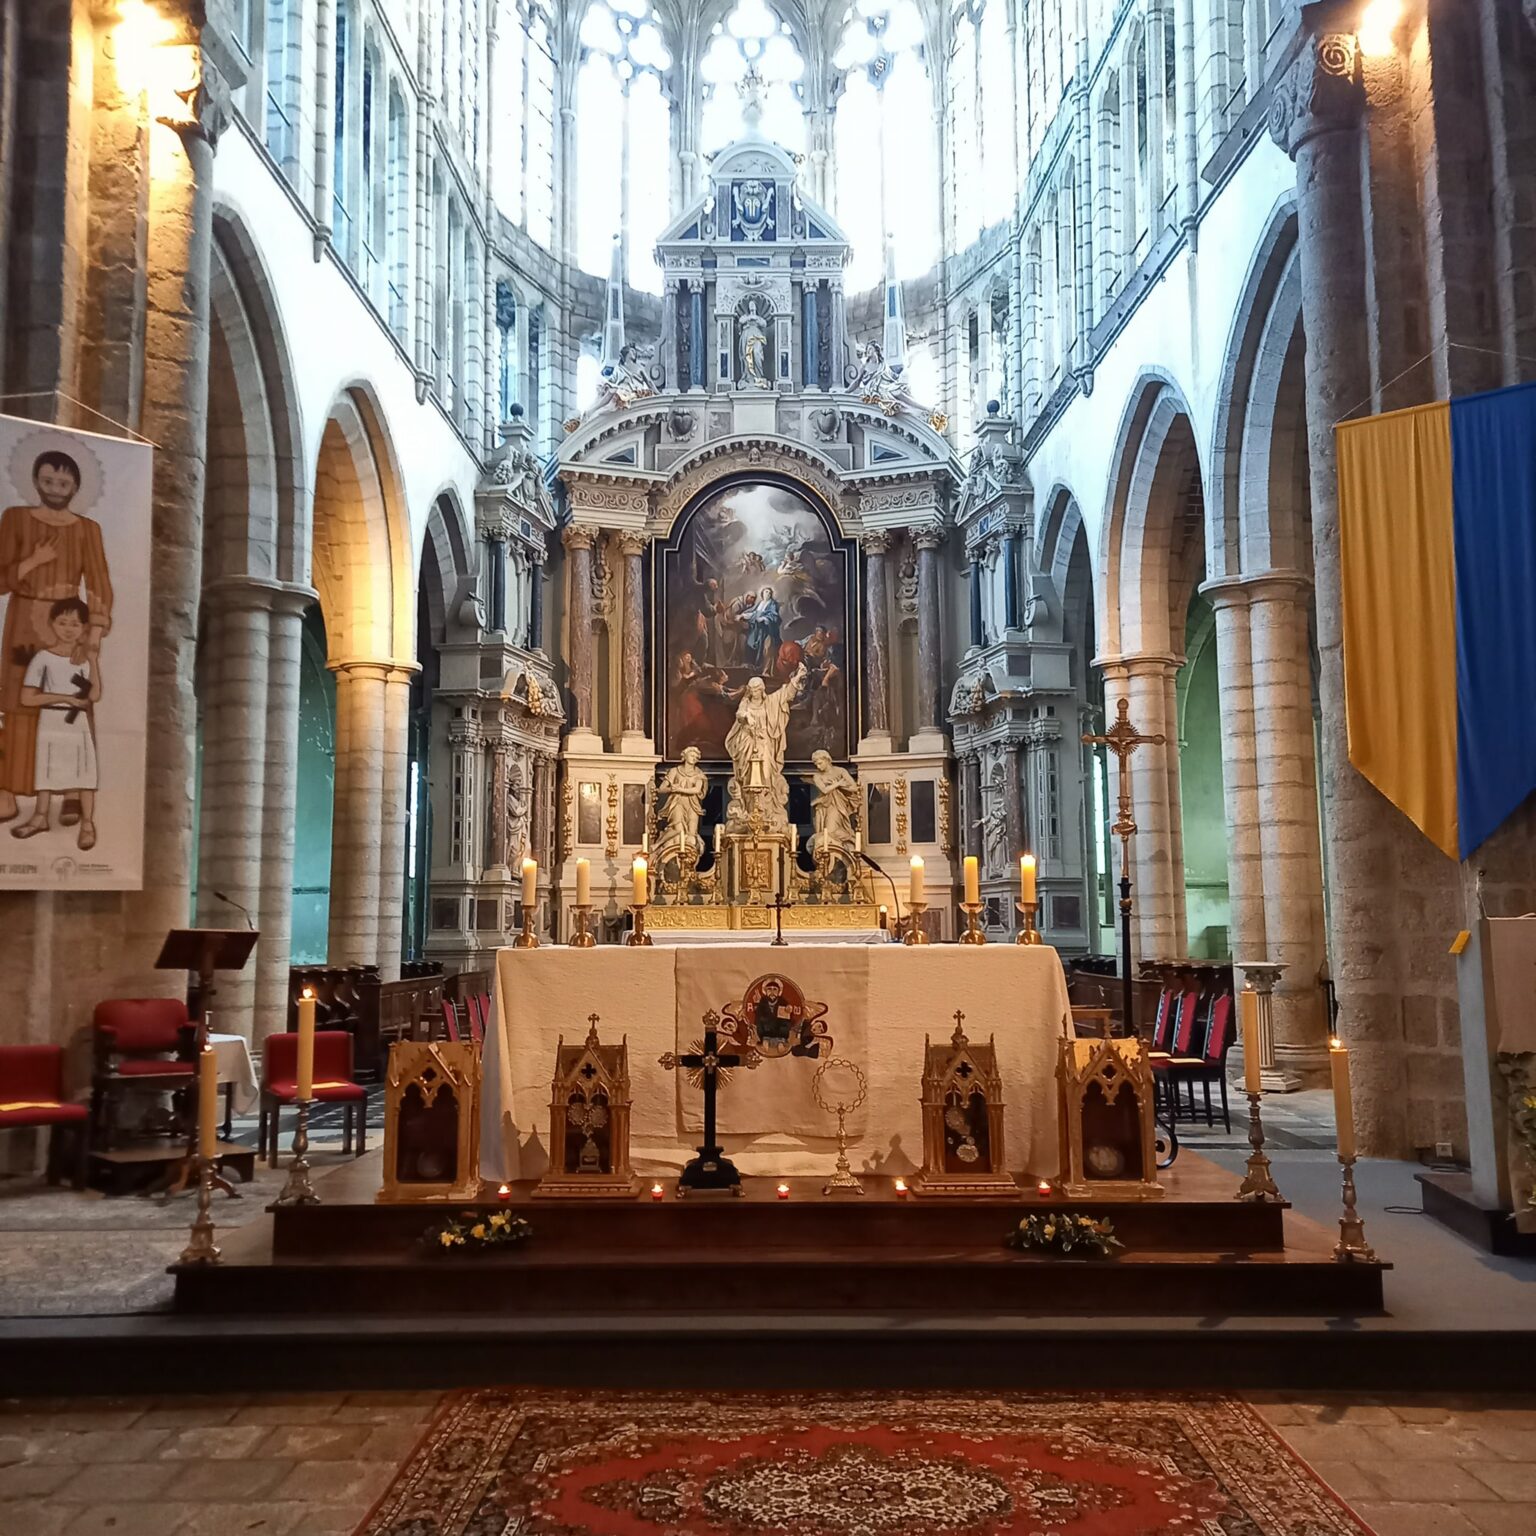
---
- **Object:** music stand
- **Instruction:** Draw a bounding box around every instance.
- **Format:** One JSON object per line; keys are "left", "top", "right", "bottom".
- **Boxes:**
{"left": 154, "top": 928, "right": 259, "bottom": 1198}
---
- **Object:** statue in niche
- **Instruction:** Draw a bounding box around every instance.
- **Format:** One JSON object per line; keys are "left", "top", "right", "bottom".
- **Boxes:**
{"left": 656, "top": 747, "right": 708, "bottom": 863}
{"left": 806, "top": 750, "right": 859, "bottom": 862}
{"left": 725, "top": 668, "right": 807, "bottom": 828}
{"left": 739, "top": 301, "right": 771, "bottom": 389}
{"left": 507, "top": 759, "right": 533, "bottom": 866}
{"left": 975, "top": 800, "right": 1009, "bottom": 875}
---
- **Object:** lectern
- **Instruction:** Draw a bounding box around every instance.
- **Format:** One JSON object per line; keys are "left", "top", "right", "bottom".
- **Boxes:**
{"left": 155, "top": 928, "right": 259, "bottom": 1023}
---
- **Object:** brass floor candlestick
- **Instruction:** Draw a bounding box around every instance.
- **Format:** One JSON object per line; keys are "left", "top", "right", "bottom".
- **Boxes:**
{"left": 1334, "top": 1155, "right": 1378, "bottom": 1262}
{"left": 959, "top": 902, "right": 987, "bottom": 945}
{"left": 514, "top": 905, "right": 539, "bottom": 948}
{"left": 1236, "top": 1090, "right": 1282, "bottom": 1202}
{"left": 179, "top": 1156, "right": 221, "bottom": 1265}
{"left": 902, "top": 902, "right": 930, "bottom": 944}
{"left": 275, "top": 1098, "right": 320, "bottom": 1206}
{"left": 1015, "top": 900, "right": 1042, "bottom": 945}
{"left": 568, "top": 904, "right": 595, "bottom": 947}
{"left": 626, "top": 906, "right": 654, "bottom": 946}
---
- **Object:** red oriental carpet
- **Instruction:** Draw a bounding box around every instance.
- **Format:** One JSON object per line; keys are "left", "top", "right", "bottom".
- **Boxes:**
{"left": 355, "top": 1389, "right": 1374, "bottom": 1536}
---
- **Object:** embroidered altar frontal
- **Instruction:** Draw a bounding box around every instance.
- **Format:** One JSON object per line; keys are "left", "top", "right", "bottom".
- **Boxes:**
{"left": 481, "top": 943, "right": 1072, "bottom": 1183}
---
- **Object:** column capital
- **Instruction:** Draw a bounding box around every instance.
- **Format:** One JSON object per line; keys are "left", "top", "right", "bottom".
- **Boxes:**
{"left": 331, "top": 657, "right": 421, "bottom": 684}
{"left": 562, "top": 522, "right": 599, "bottom": 552}
{"left": 1269, "top": 29, "right": 1366, "bottom": 160}
{"left": 913, "top": 523, "right": 947, "bottom": 552}
{"left": 201, "top": 574, "right": 318, "bottom": 615}
{"left": 1094, "top": 651, "right": 1183, "bottom": 681}
{"left": 860, "top": 529, "right": 892, "bottom": 555}
{"left": 1201, "top": 568, "right": 1315, "bottom": 603}
{"left": 616, "top": 530, "right": 649, "bottom": 558}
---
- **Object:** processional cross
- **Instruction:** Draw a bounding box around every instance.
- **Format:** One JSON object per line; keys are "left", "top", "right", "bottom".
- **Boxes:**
{"left": 1082, "top": 696, "right": 1165, "bottom": 1036}
{"left": 659, "top": 1011, "right": 760, "bottom": 1195}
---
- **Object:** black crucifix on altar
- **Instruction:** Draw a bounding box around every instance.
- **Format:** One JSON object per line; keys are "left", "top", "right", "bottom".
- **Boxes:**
{"left": 659, "top": 1011, "right": 760, "bottom": 1195}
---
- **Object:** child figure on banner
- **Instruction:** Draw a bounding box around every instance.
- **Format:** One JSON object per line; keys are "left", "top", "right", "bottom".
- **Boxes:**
{"left": 13, "top": 597, "right": 100, "bottom": 850}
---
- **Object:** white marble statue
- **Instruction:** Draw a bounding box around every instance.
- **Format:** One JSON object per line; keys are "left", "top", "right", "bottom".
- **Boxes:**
{"left": 507, "top": 759, "right": 532, "bottom": 867}
{"left": 656, "top": 746, "right": 708, "bottom": 861}
{"left": 580, "top": 343, "right": 655, "bottom": 426}
{"left": 806, "top": 749, "right": 859, "bottom": 860}
{"left": 725, "top": 666, "right": 807, "bottom": 827}
{"left": 852, "top": 339, "right": 945, "bottom": 430}
{"left": 739, "top": 301, "right": 771, "bottom": 389}
{"left": 975, "top": 802, "right": 1009, "bottom": 873}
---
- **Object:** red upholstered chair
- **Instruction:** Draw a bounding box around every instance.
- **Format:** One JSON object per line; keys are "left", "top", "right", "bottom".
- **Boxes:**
{"left": 1168, "top": 993, "right": 1235, "bottom": 1131}
{"left": 90, "top": 999, "right": 197, "bottom": 1150}
{"left": 259, "top": 1030, "right": 367, "bottom": 1167}
{"left": 0, "top": 1045, "right": 89, "bottom": 1188}
{"left": 440, "top": 999, "right": 462, "bottom": 1043}
{"left": 1149, "top": 989, "right": 1199, "bottom": 1123}
{"left": 465, "top": 993, "right": 488, "bottom": 1047}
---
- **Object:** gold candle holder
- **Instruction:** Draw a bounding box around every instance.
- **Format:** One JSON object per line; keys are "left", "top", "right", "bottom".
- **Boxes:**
{"left": 275, "top": 1097, "right": 321, "bottom": 1207}
{"left": 513, "top": 903, "right": 540, "bottom": 948}
{"left": 568, "top": 904, "right": 595, "bottom": 947}
{"left": 625, "top": 905, "right": 654, "bottom": 946}
{"left": 1235, "top": 1090, "right": 1282, "bottom": 1203}
{"left": 901, "top": 903, "right": 930, "bottom": 945}
{"left": 1015, "top": 900, "right": 1042, "bottom": 945}
{"left": 959, "top": 901, "right": 987, "bottom": 945}
{"left": 1334, "top": 1154, "right": 1378, "bottom": 1262}
{"left": 178, "top": 1155, "right": 222, "bottom": 1266}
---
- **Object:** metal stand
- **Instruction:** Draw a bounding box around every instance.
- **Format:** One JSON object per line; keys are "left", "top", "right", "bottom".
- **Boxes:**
{"left": 766, "top": 891, "right": 793, "bottom": 946}
{"left": 901, "top": 902, "right": 930, "bottom": 944}
{"left": 1334, "top": 1154, "right": 1378, "bottom": 1262}
{"left": 178, "top": 1155, "right": 222, "bottom": 1265}
{"left": 1236, "top": 1090, "right": 1283, "bottom": 1203}
{"left": 959, "top": 902, "right": 987, "bottom": 945}
{"left": 625, "top": 906, "right": 654, "bottom": 946}
{"left": 513, "top": 903, "right": 540, "bottom": 948}
{"left": 813, "top": 1058, "right": 867, "bottom": 1196}
{"left": 275, "top": 1098, "right": 320, "bottom": 1206}
{"left": 568, "top": 904, "right": 595, "bottom": 947}
{"left": 1015, "top": 899, "right": 1042, "bottom": 946}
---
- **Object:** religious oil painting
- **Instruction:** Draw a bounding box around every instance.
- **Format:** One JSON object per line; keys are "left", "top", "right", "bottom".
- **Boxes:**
{"left": 0, "top": 414, "right": 151, "bottom": 891}
{"left": 660, "top": 480, "right": 852, "bottom": 765}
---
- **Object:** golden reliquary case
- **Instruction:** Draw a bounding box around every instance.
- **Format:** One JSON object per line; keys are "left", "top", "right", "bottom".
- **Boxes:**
{"left": 912, "top": 1012, "right": 1019, "bottom": 1198}
{"left": 532, "top": 1015, "right": 641, "bottom": 1199}
{"left": 377, "top": 1041, "right": 481, "bottom": 1203}
{"left": 1056, "top": 1028, "right": 1164, "bottom": 1200}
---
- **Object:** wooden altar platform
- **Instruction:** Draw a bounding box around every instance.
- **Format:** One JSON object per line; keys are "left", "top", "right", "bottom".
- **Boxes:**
{"left": 172, "top": 1151, "right": 1386, "bottom": 1318}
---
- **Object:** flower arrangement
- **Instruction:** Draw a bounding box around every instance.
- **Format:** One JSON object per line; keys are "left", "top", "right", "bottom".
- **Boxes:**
{"left": 1496, "top": 1052, "right": 1536, "bottom": 1211}
{"left": 1005, "top": 1211, "right": 1123, "bottom": 1259}
{"left": 422, "top": 1209, "right": 531, "bottom": 1254}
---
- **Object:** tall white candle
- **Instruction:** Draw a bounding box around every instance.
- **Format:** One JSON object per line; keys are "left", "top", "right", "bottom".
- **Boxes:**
{"left": 296, "top": 990, "right": 316, "bottom": 1103}
{"left": 1019, "top": 853, "right": 1037, "bottom": 906}
{"left": 1330, "top": 1038, "right": 1357, "bottom": 1161}
{"left": 1240, "top": 988, "right": 1261, "bottom": 1096}
{"left": 963, "top": 855, "right": 979, "bottom": 905}
{"left": 575, "top": 857, "right": 590, "bottom": 907}
{"left": 909, "top": 855, "right": 925, "bottom": 906}
{"left": 521, "top": 857, "right": 538, "bottom": 909}
{"left": 632, "top": 856, "right": 648, "bottom": 907}
{"left": 197, "top": 1044, "right": 219, "bottom": 1159}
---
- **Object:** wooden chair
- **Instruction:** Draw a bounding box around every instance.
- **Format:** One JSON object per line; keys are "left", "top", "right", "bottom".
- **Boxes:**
{"left": 1168, "top": 993, "right": 1235, "bottom": 1131}
{"left": 0, "top": 1045, "right": 89, "bottom": 1188}
{"left": 90, "top": 999, "right": 197, "bottom": 1150}
{"left": 259, "top": 1031, "right": 368, "bottom": 1167}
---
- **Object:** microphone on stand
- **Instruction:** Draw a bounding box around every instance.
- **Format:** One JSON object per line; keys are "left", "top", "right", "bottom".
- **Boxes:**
{"left": 210, "top": 890, "right": 255, "bottom": 932}
{"left": 857, "top": 851, "right": 903, "bottom": 941}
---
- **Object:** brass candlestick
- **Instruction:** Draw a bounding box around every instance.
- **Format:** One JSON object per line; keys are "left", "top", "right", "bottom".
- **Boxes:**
{"left": 1334, "top": 1154, "right": 1378, "bottom": 1262}
{"left": 625, "top": 905, "right": 654, "bottom": 946}
{"left": 1236, "top": 1090, "right": 1282, "bottom": 1202}
{"left": 275, "top": 1098, "right": 321, "bottom": 1206}
{"left": 513, "top": 903, "right": 540, "bottom": 948}
{"left": 568, "top": 904, "right": 595, "bottom": 947}
{"left": 901, "top": 902, "right": 930, "bottom": 944}
{"left": 959, "top": 901, "right": 987, "bottom": 945}
{"left": 1015, "top": 900, "right": 1042, "bottom": 945}
{"left": 178, "top": 1155, "right": 222, "bottom": 1265}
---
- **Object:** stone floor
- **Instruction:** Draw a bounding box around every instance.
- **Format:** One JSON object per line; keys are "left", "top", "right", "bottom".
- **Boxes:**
{"left": 0, "top": 1390, "right": 1532, "bottom": 1535}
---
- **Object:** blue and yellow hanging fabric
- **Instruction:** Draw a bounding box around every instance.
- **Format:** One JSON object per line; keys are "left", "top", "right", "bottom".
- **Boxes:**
{"left": 1336, "top": 381, "right": 1536, "bottom": 862}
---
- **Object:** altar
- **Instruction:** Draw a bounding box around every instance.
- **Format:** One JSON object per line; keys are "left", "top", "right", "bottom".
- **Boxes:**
{"left": 479, "top": 942, "right": 1072, "bottom": 1184}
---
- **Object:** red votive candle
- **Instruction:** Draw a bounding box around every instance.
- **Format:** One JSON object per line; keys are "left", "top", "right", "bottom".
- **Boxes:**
{"left": 497, "top": 1183, "right": 511, "bottom": 1203}
{"left": 650, "top": 1182, "right": 664, "bottom": 1201}
{"left": 1036, "top": 1180, "right": 1052, "bottom": 1197}
{"left": 893, "top": 1178, "right": 909, "bottom": 1198}
{"left": 776, "top": 1183, "right": 791, "bottom": 1200}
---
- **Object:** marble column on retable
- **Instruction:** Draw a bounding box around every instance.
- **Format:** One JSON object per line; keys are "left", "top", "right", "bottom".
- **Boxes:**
{"left": 563, "top": 524, "right": 596, "bottom": 731}
{"left": 962, "top": 753, "right": 983, "bottom": 861}
{"left": 968, "top": 552, "right": 984, "bottom": 649}
{"left": 618, "top": 532, "right": 648, "bottom": 739}
{"left": 914, "top": 526, "right": 946, "bottom": 735}
{"left": 861, "top": 531, "right": 892, "bottom": 741}
{"left": 528, "top": 546, "right": 546, "bottom": 653}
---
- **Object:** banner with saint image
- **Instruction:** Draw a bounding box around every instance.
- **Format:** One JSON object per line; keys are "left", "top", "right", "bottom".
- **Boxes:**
{"left": 0, "top": 414, "right": 151, "bottom": 890}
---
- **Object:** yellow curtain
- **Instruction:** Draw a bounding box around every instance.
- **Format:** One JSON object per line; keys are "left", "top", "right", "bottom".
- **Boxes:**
{"left": 1335, "top": 401, "right": 1458, "bottom": 858}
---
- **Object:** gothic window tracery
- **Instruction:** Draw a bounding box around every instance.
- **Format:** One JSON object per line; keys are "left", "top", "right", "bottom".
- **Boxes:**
{"left": 700, "top": 0, "right": 806, "bottom": 155}
{"left": 493, "top": 1, "right": 557, "bottom": 250}
{"left": 949, "top": 0, "right": 1013, "bottom": 246}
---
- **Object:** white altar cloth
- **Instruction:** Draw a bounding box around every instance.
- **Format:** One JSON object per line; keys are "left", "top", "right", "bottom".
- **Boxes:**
{"left": 479, "top": 943, "right": 1072, "bottom": 1183}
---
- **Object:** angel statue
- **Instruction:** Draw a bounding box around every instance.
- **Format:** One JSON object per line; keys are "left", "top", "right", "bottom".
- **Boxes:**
{"left": 739, "top": 300, "right": 771, "bottom": 389}
{"left": 974, "top": 802, "right": 1009, "bottom": 874}
{"left": 571, "top": 343, "right": 655, "bottom": 430}
{"left": 656, "top": 747, "right": 709, "bottom": 863}
{"left": 852, "top": 339, "right": 947, "bottom": 432}
{"left": 806, "top": 749, "right": 859, "bottom": 863}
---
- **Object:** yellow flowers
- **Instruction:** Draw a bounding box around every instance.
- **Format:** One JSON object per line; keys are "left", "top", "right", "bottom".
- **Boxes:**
{"left": 424, "top": 1209, "right": 532, "bottom": 1255}
{"left": 490, "top": 1212, "right": 510, "bottom": 1230}
{"left": 438, "top": 1231, "right": 457, "bottom": 1248}
{"left": 470, "top": 1224, "right": 487, "bottom": 1240}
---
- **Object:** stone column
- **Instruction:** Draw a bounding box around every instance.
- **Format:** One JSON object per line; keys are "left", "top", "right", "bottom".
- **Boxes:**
{"left": 1161, "top": 660, "right": 1189, "bottom": 958}
{"left": 328, "top": 661, "right": 390, "bottom": 965}
{"left": 376, "top": 664, "right": 417, "bottom": 978}
{"left": 1006, "top": 739, "right": 1028, "bottom": 864}
{"left": 618, "top": 532, "right": 647, "bottom": 740}
{"left": 1121, "top": 655, "right": 1179, "bottom": 963}
{"left": 532, "top": 752, "right": 553, "bottom": 871}
{"left": 488, "top": 739, "right": 510, "bottom": 876}
{"left": 914, "top": 525, "right": 945, "bottom": 737}
{"left": 861, "top": 531, "right": 892, "bottom": 742}
{"left": 487, "top": 533, "right": 508, "bottom": 632}
{"left": 528, "top": 546, "right": 546, "bottom": 653}
{"left": 1249, "top": 572, "right": 1328, "bottom": 1084}
{"left": 563, "top": 524, "right": 596, "bottom": 731}
{"left": 962, "top": 753, "right": 983, "bottom": 861}
{"left": 1005, "top": 530, "right": 1022, "bottom": 630}
{"left": 968, "top": 553, "right": 984, "bottom": 649}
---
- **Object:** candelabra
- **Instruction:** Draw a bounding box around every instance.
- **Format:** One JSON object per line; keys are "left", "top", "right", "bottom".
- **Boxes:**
{"left": 1235, "top": 1090, "right": 1283, "bottom": 1203}
{"left": 178, "top": 1155, "right": 222, "bottom": 1265}
{"left": 568, "top": 904, "right": 595, "bottom": 947}
{"left": 1015, "top": 900, "right": 1042, "bottom": 946}
{"left": 959, "top": 901, "right": 987, "bottom": 945}
{"left": 901, "top": 903, "right": 930, "bottom": 945}
{"left": 1334, "top": 1155, "right": 1378, "bottom": 1262}
{"left": 275, "top": 1098, "right": 321, "bottom": 1206}
{"left": 626, "top": 906, "right": 654, "bottom": 946}
{"left": 513, "top": 903, "right": 540, "bottom": 948}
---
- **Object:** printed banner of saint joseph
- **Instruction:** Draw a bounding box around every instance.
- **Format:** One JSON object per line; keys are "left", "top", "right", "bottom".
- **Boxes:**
{"left": 0, "top": 415, "right": 151, "bottom": 890}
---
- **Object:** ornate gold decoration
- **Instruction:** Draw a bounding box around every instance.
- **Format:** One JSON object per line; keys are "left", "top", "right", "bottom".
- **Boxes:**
{"left": 1056, "top": 1026, "right": 1163, "bottom": 1202}
{"left": 533, "top": 1016, "right": 641, "bottom": 1199}
{"left": 894, "top": 776, "right": 908, "bottom": 855}
{"left": 913, "top": 1013, "right": 1017, "bottom": 1198}
{"left": 560, "top": 777, "right": 574, "bottom": 860}
{"left": 378, "top": 1042, "right": 482, "bottom": 1204}
{"left": 929, "top": 412, "right": 949, "bottom": 434}
{"left": 812, "top": 1058, "right": 867, "bottom": 1196}
{"left": 937, "top": 773, "right": 952, "bottom": 855}
{"left": 605, "top": 774, "right": 619, "bottom": 858}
